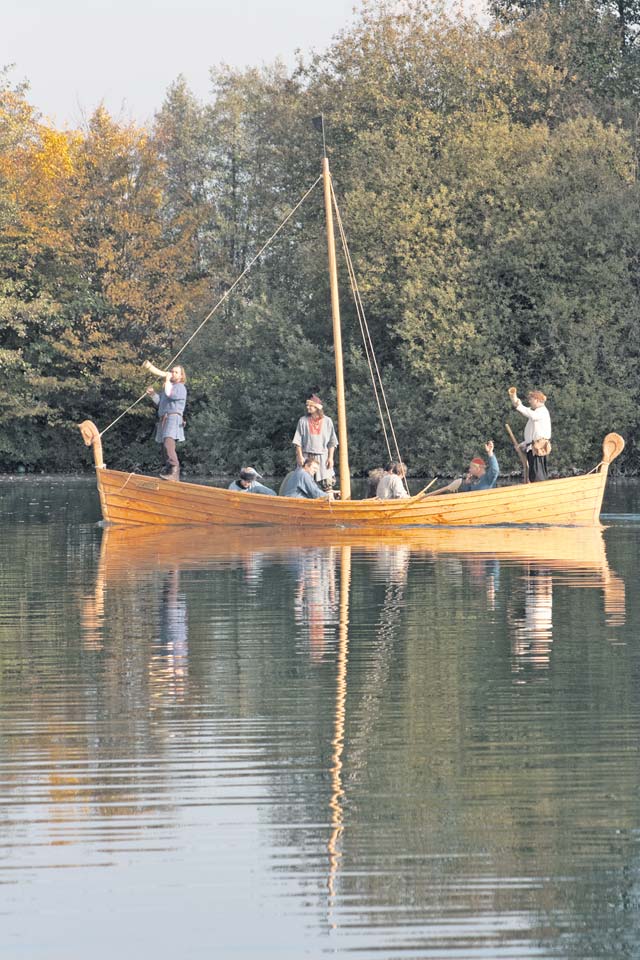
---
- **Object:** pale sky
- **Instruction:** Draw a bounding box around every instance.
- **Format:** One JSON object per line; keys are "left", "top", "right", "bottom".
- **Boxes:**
{"left": 3, "top": 0, "right": 361, "bottom": 127}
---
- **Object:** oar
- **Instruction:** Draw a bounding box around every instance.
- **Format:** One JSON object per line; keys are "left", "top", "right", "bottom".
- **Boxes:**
{"left": 420, "top": 478, "right": 462, "bottom": 498}
{"left": 505, "top": 423, "right": 529, "bottom": 483}
{"left": 413, "top": 477, "right": 439, "bottom": 498}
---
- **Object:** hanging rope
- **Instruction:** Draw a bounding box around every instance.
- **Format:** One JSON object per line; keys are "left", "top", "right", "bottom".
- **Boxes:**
{"left": 100, "top": 174, "right": 323, "bottom": 437}
{"left": 329, "top": 177, "right": 408, "bottom": 491}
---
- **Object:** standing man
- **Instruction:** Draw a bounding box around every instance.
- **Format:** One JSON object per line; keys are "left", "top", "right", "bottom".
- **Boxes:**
{"left": 292, "top": 394, "right": 338, "bottom": 491}
{"left": 146, "top": 364, "right": 187, "bottom": 482}
{"left": 509, "top": 388, "right": 551, "bottom": 482}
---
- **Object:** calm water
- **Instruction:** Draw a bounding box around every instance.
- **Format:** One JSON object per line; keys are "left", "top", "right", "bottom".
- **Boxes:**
{"left": 1, "top": 478, "right": 640, "bottom": 959}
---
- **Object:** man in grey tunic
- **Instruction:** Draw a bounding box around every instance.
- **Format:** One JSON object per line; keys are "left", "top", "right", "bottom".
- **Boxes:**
{"left": 280, "top": 459, "right": 335, "bottom": 499}
{"left": 146, "top": 364, "right": 187, "bottom": 481}
{"left": 292, "top": 394, "right": 338, "bottom": 489}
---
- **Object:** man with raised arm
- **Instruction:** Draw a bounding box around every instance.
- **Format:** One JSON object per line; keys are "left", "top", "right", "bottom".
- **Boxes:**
{"left": 509, "top": 388, "right": 552, "bottom": 482}
{"left": 444, "top": 441, "right": 500, "bottom": 493}
{"left": 145, "top": 364, "right": 187, "bottom": 482}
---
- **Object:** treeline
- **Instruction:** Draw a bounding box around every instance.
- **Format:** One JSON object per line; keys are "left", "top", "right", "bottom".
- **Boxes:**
{"left": 2, "top": 0, "right": 640, "bottom": 477}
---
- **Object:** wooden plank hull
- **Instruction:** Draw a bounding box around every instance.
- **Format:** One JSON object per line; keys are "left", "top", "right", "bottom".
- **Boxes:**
{"left": 94, "top": 464, "right": 610, "bottom": 527}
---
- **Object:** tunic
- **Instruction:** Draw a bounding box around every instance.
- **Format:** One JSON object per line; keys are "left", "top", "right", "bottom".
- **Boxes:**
{"left": 152, "top": 383, "right": 187, "bottom": 442}
{"left": 515, "top": 402, "right": 551, "bottom": 483}
{"left": 292, "top": 414, "right": 338, "bottom": 483}
{"left": 376, "top": 474, "right": 409, "bottom": 499}
{"left": 515, "top": 402, "right": 551, "bottom": 448}
{"left": 228, "top": 479, "right": 276, "bottom": 496}
{"left": 280, "top": 466, "right": 327, "bottom": 499}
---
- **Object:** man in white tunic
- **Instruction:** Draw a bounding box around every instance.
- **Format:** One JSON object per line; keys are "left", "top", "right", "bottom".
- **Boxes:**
{"left": 292, "top": 394, "right": 338, "bottom": 489}
{"left": 509, "top": 388, "right": 552, "bottom": 482}
{"left": 376, "top": 462, "right": 410, "bottom": 499}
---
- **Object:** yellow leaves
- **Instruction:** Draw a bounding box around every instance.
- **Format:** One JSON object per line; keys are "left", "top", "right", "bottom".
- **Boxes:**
{"left": 2, "top": 117, "right": 81, "bottom": 254}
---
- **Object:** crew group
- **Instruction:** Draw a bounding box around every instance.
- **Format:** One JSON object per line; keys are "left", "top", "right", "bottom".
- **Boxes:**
{"left": 146, "top": 367, "right": 552, "bottom": 497}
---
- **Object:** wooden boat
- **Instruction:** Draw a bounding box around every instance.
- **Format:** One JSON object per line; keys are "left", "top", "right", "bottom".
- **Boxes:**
{"left": 79, "top": 420, "right": 623, "bottom": 526}
{"left": 79, "top": 156, "right": 624, "bottom": 528}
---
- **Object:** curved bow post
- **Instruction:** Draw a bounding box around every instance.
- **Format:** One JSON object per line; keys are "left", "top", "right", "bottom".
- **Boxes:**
{"left": 79, "top": 420, "right": 105, "bottom": 469}
{"left": 601, "top": 433, "right": 625, "bottom": 467}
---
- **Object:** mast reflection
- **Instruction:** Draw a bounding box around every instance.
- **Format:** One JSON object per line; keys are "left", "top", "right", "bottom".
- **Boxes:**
{"left": 328, "top": 546, "right": 351, "bottom": 916}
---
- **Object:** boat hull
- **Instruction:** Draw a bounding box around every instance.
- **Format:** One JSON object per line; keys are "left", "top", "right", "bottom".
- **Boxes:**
{"left": 94, "top": 465, "right": 610, "bottom": 527}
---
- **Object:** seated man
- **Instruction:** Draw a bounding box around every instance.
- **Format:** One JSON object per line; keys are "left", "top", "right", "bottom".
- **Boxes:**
{"left": 444, "top": 441, "right": 499, "bottom": 493}
{"left": 280, "top": 458, "right": 335, "bottom": 499}
{"left": 228, "top": 467, "right": 276, "bottom": 495}
{"left": 376, "top": 462, "right": 410, "bottom": 499}
{"left": 366, "top": 466, "right": 386, "bottom": 498}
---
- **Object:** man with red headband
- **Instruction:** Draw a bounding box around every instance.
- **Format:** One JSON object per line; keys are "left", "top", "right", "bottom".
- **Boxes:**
{"left": 509, "top": 387, "right": 552, "bottom": 482}
{"left": 444, "top": 441, "right": 500, "bottom": 493}
{"left": 292, "top": 393, "right": 338, "bottom": 491}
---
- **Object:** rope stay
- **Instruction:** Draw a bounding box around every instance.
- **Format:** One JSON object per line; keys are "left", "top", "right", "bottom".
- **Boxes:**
{"left": 329, "top": 176, "right": 408, "bottom": 493}
{"left": 99, "top": 166, "right": 406, "bottom": 494}
{"left": 100, "top": 174, "right": 323, "bottom": 437}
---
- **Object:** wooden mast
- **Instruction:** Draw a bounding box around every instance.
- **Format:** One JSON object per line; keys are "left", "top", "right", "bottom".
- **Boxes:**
{"left": 322, "top": 156, "right": 351, "bottom": 501}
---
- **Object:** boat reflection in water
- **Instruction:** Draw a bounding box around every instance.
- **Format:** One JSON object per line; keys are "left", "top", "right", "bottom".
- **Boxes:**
{"left": 87, "top": 522, "right": 626, "bottom": 914}
{"left": 89, "top": 520, "right": 626, "bottom": 707}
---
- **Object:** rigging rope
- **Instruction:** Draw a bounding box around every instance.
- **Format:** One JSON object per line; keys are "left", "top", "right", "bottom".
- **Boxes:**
{"left": 329, "top": 177, "right": 408, "bottom": 492}
{"left": 100, "top": 174, "right": 323, "bottom": 437}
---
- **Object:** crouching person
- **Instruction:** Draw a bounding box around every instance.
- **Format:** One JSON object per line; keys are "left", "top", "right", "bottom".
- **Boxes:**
{"left": 228, "top": 467, "right": 276, "bottom": 495}
{"left": 280, "top": 458, "right": 335, "bottom": 499}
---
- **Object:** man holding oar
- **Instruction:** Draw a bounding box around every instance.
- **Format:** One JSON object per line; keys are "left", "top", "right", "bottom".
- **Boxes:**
{"left": 509, "top": 387, "right": 552, "bottom": 482}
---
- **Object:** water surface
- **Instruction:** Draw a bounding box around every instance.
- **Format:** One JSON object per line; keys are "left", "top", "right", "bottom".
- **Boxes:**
{"left": 1, "top": 478, "right": 639, "bottom": 959}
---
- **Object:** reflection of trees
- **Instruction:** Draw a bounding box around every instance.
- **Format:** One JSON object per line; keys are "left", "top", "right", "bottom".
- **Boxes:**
{"left": 0, "top": 528, "right": 195, "bottom": 845}
{"left": 256, "top": 543, "right": 636, "bottom": 951}
{"left": 2, "top": 514, "right": 639, "bottom": 956}
{"left": 346, "top": 547, "right": 409, "bottom": 783}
